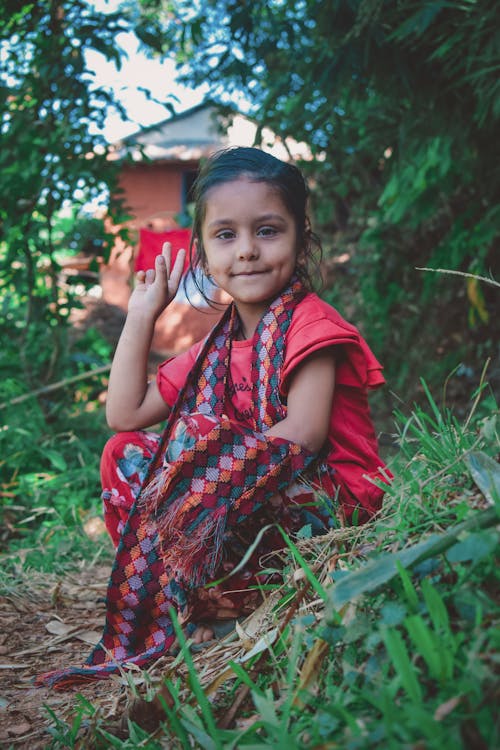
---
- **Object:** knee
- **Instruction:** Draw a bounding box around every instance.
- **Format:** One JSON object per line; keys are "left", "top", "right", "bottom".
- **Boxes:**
{"left": 100, "top": 430, "right": 160, "bottom": 487}
{"left": 101, "top": 431, "right": 143, "bottom": 465}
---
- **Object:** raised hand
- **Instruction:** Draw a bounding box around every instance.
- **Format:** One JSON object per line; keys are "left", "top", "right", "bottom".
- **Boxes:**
{"left": 128, "top": 242, "right": 186, "bottom": 319}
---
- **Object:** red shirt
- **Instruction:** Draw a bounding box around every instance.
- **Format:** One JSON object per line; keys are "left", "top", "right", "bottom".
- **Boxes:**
{"left": 157, "top": 293, "right": 387, "bottom": 519}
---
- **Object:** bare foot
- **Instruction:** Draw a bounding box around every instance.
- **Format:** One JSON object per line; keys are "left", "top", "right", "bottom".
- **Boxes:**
{"left": 191, "top": 624, "right": 215, "bottom": 645}
{"left": 169, "top": 623, "right": 215, "bottom": 655}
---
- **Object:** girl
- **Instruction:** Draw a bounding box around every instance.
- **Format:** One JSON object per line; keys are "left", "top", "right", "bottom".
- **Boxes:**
{"left": 42, "top": 147, "right": 387, "bottom": 687}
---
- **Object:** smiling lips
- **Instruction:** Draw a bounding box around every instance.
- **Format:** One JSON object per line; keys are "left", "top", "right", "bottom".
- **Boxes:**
{"left": 232, "top": 270, "right": 268, "bottom": 276}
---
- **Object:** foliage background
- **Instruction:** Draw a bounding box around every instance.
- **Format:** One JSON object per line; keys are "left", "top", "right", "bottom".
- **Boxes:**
{"left": 0, "top": 0, "right": 130, "bottom": 560}
{"left": 1, "top": 0, "right": 498, "bottom": 553}
{"left": 137, "top": 0, "right": 500, "bottom": 402}
{"left": 0, "top": 1, "right": 498, "bottom": 747}
{"left": 1, "top": 0, "right": 498, "bottom": 560}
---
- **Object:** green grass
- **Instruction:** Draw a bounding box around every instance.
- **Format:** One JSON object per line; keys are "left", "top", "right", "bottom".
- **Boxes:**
{"left": 0, "top": 322, "right": 114, "bottom": 575}
{"left": 37, "top": 382, "right": 499, "bottom": 749}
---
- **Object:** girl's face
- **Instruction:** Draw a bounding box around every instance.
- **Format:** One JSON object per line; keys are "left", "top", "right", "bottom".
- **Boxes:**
{"left": 200, "top": 177, "right": 298, "bottom": 324}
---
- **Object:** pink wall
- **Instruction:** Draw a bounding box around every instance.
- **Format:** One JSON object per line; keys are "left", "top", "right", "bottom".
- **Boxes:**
{"left": 100, "top": 159, "right": 225, "bottom": 355}
{"left": 118, "top": 162, "right": 193, "bottom": 227}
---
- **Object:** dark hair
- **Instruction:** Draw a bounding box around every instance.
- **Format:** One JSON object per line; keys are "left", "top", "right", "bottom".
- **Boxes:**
{"left": 187, "top": 146, "right": 322, "bottom": 304}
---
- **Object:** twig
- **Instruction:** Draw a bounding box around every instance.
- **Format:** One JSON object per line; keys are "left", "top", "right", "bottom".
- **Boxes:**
{"left": 0, "top": 364, "right": 111, "bottom": 410}
{"left": 464, "top": 358, "right": 491, "bottom": 430}
{"left": 416, "top": 267, "right": 500, "bottom": 288}
{"left": 217, "top": 579, "right": 312, "bottom": 730}
{"left": 419, "top": 434, "right": 483, "bottom": 489}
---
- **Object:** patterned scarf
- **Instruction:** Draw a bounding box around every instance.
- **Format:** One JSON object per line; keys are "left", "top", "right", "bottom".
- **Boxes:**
{"left": 39, "top": 280, "right": 316, "bottom": 688}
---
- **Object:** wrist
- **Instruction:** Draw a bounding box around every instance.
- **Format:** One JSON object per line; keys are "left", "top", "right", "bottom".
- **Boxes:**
{"left": 123, "top": 310, "right": 158, "bottom": 338}
{"left": 126, "top": 307, "right": 159, "bottom": 326}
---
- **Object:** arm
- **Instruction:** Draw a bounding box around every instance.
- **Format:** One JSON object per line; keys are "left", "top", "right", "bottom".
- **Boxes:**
{"left": 105, "top": 243, "right": 186, "bottom": 432}
{"left": 266, "top": 349, "right": 335, "bottom": 453}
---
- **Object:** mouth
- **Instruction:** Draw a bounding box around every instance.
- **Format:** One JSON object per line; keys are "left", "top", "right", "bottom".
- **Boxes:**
{"left": 233, "top": 270, "right": 268, "bottom": 277}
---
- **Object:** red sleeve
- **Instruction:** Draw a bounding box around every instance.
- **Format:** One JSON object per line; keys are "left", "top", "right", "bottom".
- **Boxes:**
{"left": 156, "top": 340, "right": 204, "bottom": 407}
{"left": 281, "top": 294, "right": 385, "bottom": 394}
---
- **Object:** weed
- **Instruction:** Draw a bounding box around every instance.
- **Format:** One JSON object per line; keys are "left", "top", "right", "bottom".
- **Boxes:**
{"left": 7, "top": 369, "right": 499, "bottom": 748}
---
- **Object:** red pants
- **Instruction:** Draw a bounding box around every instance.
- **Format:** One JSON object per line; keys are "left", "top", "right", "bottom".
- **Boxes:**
{"left": 100, "top": 429, "right": 332, "bottom": 623}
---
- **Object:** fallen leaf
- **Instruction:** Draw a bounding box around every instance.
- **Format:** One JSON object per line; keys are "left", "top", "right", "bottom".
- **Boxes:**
{"left": 7, "top": 720, "right": 31, "bottom": 736}
{"left": 84, "top": 516, "right": 107, "bottom": 540}
{"left": 434, "top": 695, "right": 462, "bottom": 721}
{"left": 293, "top": 567, "right": 307, "bottom": 585}
{"left": 204, "top": 666, "right": 234, "bottom": 696}
{"left": 75, "top": 630, "right": 101, "bottom": 645}
{"left": 204, "top": 627, "right": 280, "bottom": 696}
{"left": 235, "top": 620, "right": 254, "bottom": 651}
{"left": 235, "top": 714, "right": 260, "bottom": 730}
{"left": 233, "top": 594, "right": 277, "bottom": 639}
{"left": 235, "top": 627, "right": 279, "bottom": 663}
{"left": 45, "top": 620, "right": 78, "bottom": 636}
{"left": 465, "top": 451, "right": 500, "bottom": 506}
{"left": 295, "top": 638, "right": 330, "bottom": 705}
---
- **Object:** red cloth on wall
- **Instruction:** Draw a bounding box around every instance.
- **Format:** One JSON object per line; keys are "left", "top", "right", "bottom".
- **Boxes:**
{"left": 135, "top": 228, "right": 191, "bottom": 273}
{"left": 134, "top": 227, "right": 225, "bottom": 354}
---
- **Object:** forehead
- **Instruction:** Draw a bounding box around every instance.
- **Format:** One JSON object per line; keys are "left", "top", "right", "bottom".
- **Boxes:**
{"left": 202, "top": 178, "right": 292, "bottom": 219}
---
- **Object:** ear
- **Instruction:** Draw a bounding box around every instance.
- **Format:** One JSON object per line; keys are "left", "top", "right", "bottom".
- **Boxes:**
{"left": 295, "top": 241, "right": 306, "bottom": 266}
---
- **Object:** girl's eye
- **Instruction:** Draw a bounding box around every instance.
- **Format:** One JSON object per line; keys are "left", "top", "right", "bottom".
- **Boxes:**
{"left": 258, "top": 226, "right": 278, "bottom": 237}
{"left": 216, "top": 230, "right": 235, "bottom": 240}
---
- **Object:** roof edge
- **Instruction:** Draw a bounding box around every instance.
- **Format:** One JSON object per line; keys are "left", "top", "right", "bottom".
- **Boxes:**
{"left": 118, "top": 99, "right": 237, "bottom": 146}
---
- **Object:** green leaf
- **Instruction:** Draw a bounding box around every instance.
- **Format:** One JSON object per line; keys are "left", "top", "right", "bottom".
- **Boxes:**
{"left": 252, "top": 690, "right": 280, "bottom": 729}
{"left": 465, "top": 451, "right": 500, "bottom": 505}
{"left": 327, "top": 507, "right": 498, "bottom": 615}
{"left": 169, "top": 610, "right": 222, "bottom": 749}
{"left": 404, "top": 615, "right": 444, "bottom": 682}
{"left": 380, "top": 602, "right": 407, "bottom": 626}
{"left": 44, "top": 450, "right": 67, "bottom": 472}
{"left": 396, "top": 561, "right": 419, "bottom": 611}
{"left": 296, "top": 523, "right": 312, "bottom": 539}
{"left": 446, "top": 530, "right": 498, "bottom": 564}
{"left": 179, "top": 713, "right": 218, "bottom": 750}
{"left": 383, "top": 628, "right": 422, "bottom": 703}
{"left": 277, "top": 526, "right": 328, "bottom": 601}
{"left": 420, "top": 578, "right": 450, "bottom": 634}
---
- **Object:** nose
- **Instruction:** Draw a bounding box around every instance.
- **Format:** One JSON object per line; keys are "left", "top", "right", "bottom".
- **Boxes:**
{"left": 237, "top": 232, "right": 258, "bottom": 260}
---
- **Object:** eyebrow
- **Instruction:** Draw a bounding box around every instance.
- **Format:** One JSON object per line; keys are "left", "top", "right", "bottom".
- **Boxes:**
{"left": 207, "top": 213, "right": 287, "bottom": 229}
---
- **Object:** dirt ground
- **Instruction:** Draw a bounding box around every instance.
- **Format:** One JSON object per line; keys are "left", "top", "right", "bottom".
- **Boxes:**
{"left": 0, "top": 552, "right": 293, "bottom": 749}
{"left": 0, "top": 563, "right": 124, "bottom": 748}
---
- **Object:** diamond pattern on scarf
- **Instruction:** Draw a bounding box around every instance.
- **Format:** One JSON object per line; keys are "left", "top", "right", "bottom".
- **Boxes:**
{"left": 38, "top": 281, "right": 320, "bottom": 688}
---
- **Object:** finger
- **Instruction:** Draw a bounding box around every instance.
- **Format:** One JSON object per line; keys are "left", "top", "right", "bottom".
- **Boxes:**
{"left": 145, "top": 268, "right": 156, "bottom": 285}
{"left": 155, "top": 253, "right": 166, "bottom": 276}
{"left": 169, "top": 248, "right": 186, "bottom": 289}
{"left": 161, "top": 241, "right": 172, "bottom": 276}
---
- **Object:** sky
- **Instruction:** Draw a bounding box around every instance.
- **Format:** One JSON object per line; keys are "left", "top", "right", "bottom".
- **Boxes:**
{"left": 86, "top": 0, "right": 208, "bottom": 143}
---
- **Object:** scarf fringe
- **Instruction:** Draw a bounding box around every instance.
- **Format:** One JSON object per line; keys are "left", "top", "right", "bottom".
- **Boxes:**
{"left": 36, "top": 666, "right": 118, "bottom": 690}
{"left": 158, "top": 506, "right": 228, "bottom": 588}
{"left": 139, "top": 456, "right": 229, "bottom": 588}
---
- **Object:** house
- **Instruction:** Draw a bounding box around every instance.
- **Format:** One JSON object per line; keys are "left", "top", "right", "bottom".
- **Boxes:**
{"left": 101, "top": 101, "right": 310, "bottom": 354}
